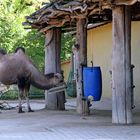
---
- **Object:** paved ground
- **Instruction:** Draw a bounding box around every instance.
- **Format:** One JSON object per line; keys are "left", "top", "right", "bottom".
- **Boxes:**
{"left": 0, "top": 98, "right": 140, "bottom": 140}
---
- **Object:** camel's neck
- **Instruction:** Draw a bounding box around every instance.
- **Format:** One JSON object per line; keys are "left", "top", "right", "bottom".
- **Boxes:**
{"left": 16, "top": 51, "right": 61, "bottom": 89}
{"left": 30, "top": 66, "right": 60, "bottom": 90}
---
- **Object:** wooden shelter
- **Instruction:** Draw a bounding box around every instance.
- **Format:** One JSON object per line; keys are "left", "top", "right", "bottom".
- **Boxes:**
{"left": 24, "top": 0, "right": 140, "bottom": 124}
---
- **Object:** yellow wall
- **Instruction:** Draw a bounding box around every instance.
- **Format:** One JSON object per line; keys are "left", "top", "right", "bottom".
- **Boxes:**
{"left": 61, "top": 60, "right": 71, "bottom": 82}
{"left": 87, "top": 23, "right": 112, "bottom": 99}
{"left": 131, "top": 22, "right": 140, "bottom": 103}
{"left": 87, "top": 21, "right": 140, "bottom": 102}
{"left": 61, "top": 22, "right": 140, "bottom": 102}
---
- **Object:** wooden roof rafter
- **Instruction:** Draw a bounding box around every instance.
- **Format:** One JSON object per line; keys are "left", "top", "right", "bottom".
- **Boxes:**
{"left": 23, "top": 0, "right": 140, "bottom": 33}
{"left": 24, "top": 0, "right": 113, "bottom": 33}
{"left": 111, "top": 0, "right": 140, "bottom": 5}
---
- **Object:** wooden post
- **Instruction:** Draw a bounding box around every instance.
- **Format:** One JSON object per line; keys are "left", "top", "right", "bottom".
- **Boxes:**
{"left": 45, "top": 28, "right": 65, "bottom": 110}
{"left": 76, "top": 18, "right": 88, "bottom": 114}
{"left": 112, "top": 6, "right": 132, "bottom": 124}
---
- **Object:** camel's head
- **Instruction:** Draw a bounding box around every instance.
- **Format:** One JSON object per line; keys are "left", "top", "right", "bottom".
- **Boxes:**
{"left": 45, "top": 72, "right": 64, "bottom": 86}
{"left": 54, "top": 73, "right": 64, "bottom": 83}
{"left": 53, "top": 73, "right": 66, "bottom": 87}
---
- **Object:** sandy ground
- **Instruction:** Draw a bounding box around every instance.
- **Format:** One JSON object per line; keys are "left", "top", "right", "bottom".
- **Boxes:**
{"left": 0, "top": 98, "right": 140, "bottom": 140}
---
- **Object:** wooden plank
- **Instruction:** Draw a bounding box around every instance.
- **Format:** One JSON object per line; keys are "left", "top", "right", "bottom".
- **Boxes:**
{"left": 112, "top": 6, "right": 132, "bottom": 124}
{"left": 45, "top": 28, "right": 65, "bottom": 110}
{"left": 76, "top": 19, "right": 88, "bottom": 114}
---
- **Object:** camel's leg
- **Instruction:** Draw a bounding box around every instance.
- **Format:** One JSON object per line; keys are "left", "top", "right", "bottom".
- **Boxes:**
{"left": 17, "top": 77, "right": 26, "bottom": 113}
{"left": 18, "top": 90, "right": 24, "bottom": 113}
{"left": 25, "top": 85, "right": 34, "bottom": 112}
{"left": 26, "top": 95, "right": 34, "bottom": 112}
{"left": 18, "top": 76, "right": 33, "bottom": 112}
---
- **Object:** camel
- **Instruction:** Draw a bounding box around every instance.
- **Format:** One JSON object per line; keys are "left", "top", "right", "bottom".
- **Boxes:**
{"left": 0, "top": 47, "right": 63, "bottom": 113}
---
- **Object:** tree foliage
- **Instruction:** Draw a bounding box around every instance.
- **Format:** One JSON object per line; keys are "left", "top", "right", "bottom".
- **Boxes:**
{"left": 61, "top": 33, "right": 75, "bottom": 61}
{"left": 0, "top": 0, "right": 74, "bottom": 70}
{"left": 0, "top": 0, "right": 46, "bottom": 69}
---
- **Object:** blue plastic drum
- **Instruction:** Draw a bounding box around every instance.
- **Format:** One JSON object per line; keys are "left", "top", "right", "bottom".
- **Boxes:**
{"left": 83, "top": 67, "right": 102, "bottom": 101}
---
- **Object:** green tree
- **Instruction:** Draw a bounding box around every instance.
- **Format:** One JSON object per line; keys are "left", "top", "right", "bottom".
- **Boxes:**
{"left": 15, "top": 30, "right": 45, "bottom": 70}
{"left": 0, "top": 0, "right": 45, "bottom": 69}
{"left": 61, "top": 33, "right": 75, "bottom": 61}
{"left": 0, "top": 0, "right": 74, "bottom": 70}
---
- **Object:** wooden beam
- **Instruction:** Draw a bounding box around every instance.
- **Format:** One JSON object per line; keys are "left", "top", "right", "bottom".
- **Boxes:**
{"left": 76, "top": 19, "right": 87, "bottom": 66}
{"left": 45, "top": 28, "right": 65, "bottom": 110}
{"left": 76, "top": 18, "right": 87, "bottom": 114}
{"left": 45, "top": 29, "right": 56, "bottom": 74}
{"left": 112, "top": 6, "right": 132, "bottom": 124}
{"left": 24, "top": 1, "right": 112, "bottom": 33}
{"left": 112, "top": 0, "right": 138, "bottom": 5}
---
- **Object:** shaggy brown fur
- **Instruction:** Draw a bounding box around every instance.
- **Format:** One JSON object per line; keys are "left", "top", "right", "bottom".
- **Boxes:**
{"left": 0, "top": 47, "right": 63, "bottom": 113}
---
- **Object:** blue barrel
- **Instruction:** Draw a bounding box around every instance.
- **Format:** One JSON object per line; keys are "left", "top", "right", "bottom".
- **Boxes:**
{"left": 83, "top": 67, "right": 102, "bottom": 101}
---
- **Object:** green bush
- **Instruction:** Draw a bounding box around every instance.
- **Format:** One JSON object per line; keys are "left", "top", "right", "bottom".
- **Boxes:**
{"left": 0, "top": 87, "right": 45, "bottom": 100}
{"left": 29, "top": 86, "right": 45, "bottom": 99}
{"left": 1, "top": 90, "right": 18, "bottom": 100}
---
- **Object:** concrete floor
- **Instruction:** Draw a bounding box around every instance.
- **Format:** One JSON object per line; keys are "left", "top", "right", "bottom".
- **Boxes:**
{"left": 0, "top": 98, "right": 140, "bottom": 140}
